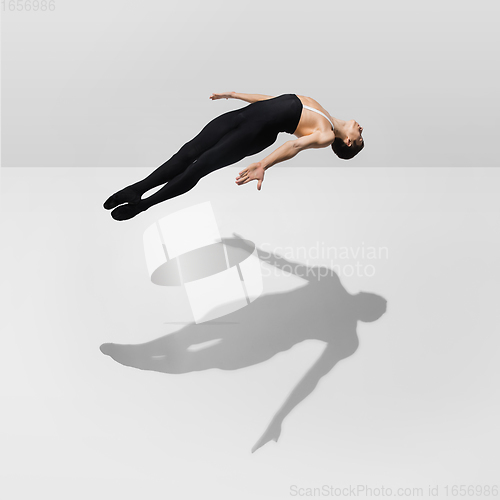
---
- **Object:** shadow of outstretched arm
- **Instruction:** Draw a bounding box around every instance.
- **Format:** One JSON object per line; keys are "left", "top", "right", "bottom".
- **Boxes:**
{"left": 223, "top": 232, "right": 331, "bottom": 283}
{"left": 251, "top": 341, "right": 346, "bottom": 453}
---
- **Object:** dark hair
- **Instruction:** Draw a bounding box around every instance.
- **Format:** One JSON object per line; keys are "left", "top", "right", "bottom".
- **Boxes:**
{"left": 331, "top": 136, "right": 364, "bottom": 160}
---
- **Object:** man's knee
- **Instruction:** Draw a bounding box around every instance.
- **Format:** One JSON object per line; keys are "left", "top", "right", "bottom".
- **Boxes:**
{"left": 177, "top": 143, "right": 199, "bottom": 164}
{"left": 185, "top": 158, "right": 215, "bottom": 182}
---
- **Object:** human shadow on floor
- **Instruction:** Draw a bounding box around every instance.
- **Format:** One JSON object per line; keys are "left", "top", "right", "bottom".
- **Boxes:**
{"left": 100, "top": 234, "right": 387, "bottom": 452}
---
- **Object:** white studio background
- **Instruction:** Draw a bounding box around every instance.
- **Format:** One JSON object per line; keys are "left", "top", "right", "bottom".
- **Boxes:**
{"left": 2, "top": 0, "right": 499, "bottom": 169}
{"left": 1, "top": 1, "right": 500, "bottom": 500}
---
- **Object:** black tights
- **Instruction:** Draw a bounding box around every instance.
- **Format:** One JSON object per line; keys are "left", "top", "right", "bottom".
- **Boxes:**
{"left": 104, "top": 94, "right": 303, "bottom": 220}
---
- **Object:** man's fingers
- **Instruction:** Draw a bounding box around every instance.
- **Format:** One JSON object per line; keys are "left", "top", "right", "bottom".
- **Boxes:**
{"left": 236, "top": 177, "right": 252, "bottom": 186}
{"left": 235, "top": 174, "right": 264, "bottom": 186}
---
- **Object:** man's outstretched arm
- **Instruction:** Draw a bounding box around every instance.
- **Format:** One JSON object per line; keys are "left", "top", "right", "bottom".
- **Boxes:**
{"left": 261, "top": 131, "right": 331, "bottom": 171}
{"left": 209, "top": 92, "right": 274, "bottom": 103}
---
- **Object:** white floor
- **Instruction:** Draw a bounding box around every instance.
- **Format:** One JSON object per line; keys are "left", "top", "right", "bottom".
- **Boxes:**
{"left": 1, "top": 166, "right": 499, "bottom": 499}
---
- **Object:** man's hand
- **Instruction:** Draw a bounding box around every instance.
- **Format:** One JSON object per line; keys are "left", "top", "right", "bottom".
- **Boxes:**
{"left": 251, "top": 418, "right": 282, "bottom": 453}
{"left": 209, "top": 91, "right": 235, "bottom": 100}
{"left": 235, "top": 162, "right": 265, "bottom": 190}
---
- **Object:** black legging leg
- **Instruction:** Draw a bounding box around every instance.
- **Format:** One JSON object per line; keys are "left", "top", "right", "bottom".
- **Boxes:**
{"left": 136, "top": 109, "right": 244, "bottom": 191}
{"left": 109, "top": 120, "right": 278, "bottom": 220}
{"left": 138, "top": 124, "right": 277, "bottom": 211}
{"left": 103, "top": 109, "right": 243, "bottom": 210}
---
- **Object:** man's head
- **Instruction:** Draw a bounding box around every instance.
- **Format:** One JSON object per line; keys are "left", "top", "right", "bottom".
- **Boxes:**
{"left": 354, "top": 292, "right": 387, "bottom": 322}
{"left": 332, "top": 119, "right": 364, "bottom": 160}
